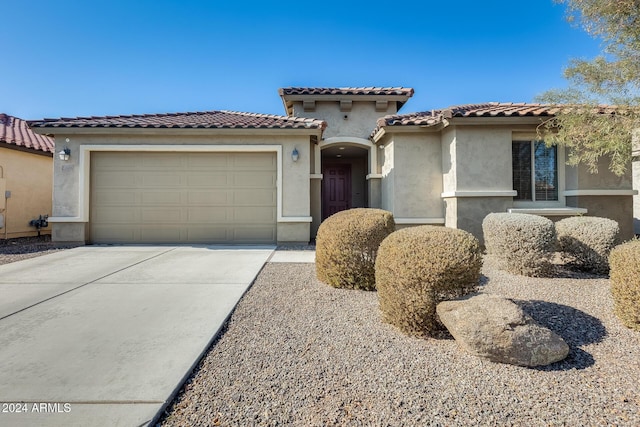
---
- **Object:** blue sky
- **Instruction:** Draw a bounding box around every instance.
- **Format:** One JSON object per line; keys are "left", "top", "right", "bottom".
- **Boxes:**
{"left": 2, "top": 0, "right": 601, "bottom": 119}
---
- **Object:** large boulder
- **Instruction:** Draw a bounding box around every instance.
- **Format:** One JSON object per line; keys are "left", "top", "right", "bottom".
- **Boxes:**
{"left": 436, "top": 294, "right": 569, "bottom": 367}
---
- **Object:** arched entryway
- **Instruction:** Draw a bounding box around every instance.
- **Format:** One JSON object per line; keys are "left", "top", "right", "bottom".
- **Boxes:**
{"left": 321, "top": 144, "right": 369, "bottom": 219}
{"left": 310, "top": 137, "right": 381, "bottom": 238}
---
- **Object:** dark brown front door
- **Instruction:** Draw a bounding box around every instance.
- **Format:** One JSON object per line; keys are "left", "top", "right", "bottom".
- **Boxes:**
{"left": 322, "top": 164, "right": 351, "bottom": 220}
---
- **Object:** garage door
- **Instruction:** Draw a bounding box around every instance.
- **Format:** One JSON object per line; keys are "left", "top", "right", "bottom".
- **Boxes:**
{"left": 90, "top": 152, "right": 277, "bottom": 244}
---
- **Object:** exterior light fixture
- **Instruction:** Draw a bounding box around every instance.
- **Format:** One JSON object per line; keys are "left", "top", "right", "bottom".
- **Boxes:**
{"left": 292, "top": 148, "right": 299, "bottom": 162}
{"left": 58, "top": 148, "right": 71, "bottom": 161}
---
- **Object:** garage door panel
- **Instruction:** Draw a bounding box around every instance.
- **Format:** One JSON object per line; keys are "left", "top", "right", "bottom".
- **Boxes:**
{"left": 96, "top": 154, "right": 138, "bottom": 168}
{"left": 141, "top": 208, "right": 182, "bottom": 223}
{"left": 140, "top": 173, "right": 184, "bottom": 187}
{"left": 187, "top": 173, "right": 229, "bottom": 187}
{"left": 140, "top": 227, "right": 182, "bottom": 242}
{"left": 233, "top": 153, "right": 276, "bottom": 169}
{"left": 91, "top": 152, "right": 277, "bottom": 244}
{"left": 187, "top": 190, "right": 230, "bottom": 205}
{"left": 92, "top": 208, "right": 138, "bottom": 223}
{"left": 141, "top": 154, "right": 184, "bottom": 168}
{"left": 187, "top": 207, "right": 230, "bottom": 223}
{"left": 233, "top": 207, "right": 276, "bottom": 223}
{"left": 141, "top": 191, "right": 182, "bottom": 205}
{"left": 93, "top": 172, "right": 137, "bottom": 188}
{"left": 233, "top": 171, "right": 276, "bottom": 187}
{"left": 92, "top": 191, "right": 137, "bottom": 205}
{"left": 187, "top": 154, "right": 230, "bottom": 168}
{"left": 91, "top": 226, "right": 137, "bottom": 242}
{"left": 185, "top": 227, "right": 230, "bottom": 242}
{"left": 233, "top": 189, "right": 276, "bottom": 205}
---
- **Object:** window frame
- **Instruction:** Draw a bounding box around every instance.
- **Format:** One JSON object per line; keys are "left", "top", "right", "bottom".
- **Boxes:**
{"left": 511, "top": 135, "right": 565, "bottom": 208}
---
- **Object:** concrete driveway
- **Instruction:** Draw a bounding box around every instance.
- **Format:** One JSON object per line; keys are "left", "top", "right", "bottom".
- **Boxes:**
{"left": 0, "top": 245, "right": 274, "bottom": 427}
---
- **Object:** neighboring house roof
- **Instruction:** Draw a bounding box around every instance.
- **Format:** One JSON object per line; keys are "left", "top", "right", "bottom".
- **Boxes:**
{"left": 27, "top": 110, "right": 327, "bottom": 131}
{"left": 279, "top": 87, "right": 414, "bottom": 116}
{"left": 0, "top": 114, "right": 54, "bottom": 154}
{"left": 372, "top": 102, "right": 619, "bottom": 138}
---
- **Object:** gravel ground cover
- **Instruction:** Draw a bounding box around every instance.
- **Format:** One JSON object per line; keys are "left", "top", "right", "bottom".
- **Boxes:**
{"left": 160, "top": 256, "right": 640, "bottom": 426}
{"left": 0, "top": 235, "right": 79, "bottom": 265}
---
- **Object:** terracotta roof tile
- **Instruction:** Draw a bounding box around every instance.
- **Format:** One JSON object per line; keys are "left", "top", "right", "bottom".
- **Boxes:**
{"left": 373, "top": 102, "right": 620, "bottom": 137}
{"left": 279, "top": 87, "right": 414, "bottom": 97}
{"left": 0, "top": 114, "right": 54, "bottom": 153}
{"left": 28, "top": 110, "right": 327, "bottom": 131}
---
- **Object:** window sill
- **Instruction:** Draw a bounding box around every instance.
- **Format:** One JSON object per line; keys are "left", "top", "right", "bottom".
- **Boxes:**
{"left": 507, "top": 207, "right": 587, "bottom": 216}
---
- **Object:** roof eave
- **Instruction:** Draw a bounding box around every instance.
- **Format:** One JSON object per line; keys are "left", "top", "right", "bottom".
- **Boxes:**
{"left": 29, "top": 126, "right": 326, "bottom": 138}
{"left": 447, "top": 116, "right": 551, "bottom": 125}
{"left": 0, "top": 141, "right": 54, "bottom": 157}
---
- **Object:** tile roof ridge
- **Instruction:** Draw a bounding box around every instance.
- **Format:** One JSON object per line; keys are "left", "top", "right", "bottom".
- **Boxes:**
{"left": 279, "top": 86, "right": 414, "bottom": 95}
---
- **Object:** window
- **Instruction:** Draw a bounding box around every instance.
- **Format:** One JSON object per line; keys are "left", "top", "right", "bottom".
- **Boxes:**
{"left": 512, "top": 140, "right": 558, "bottom": 201}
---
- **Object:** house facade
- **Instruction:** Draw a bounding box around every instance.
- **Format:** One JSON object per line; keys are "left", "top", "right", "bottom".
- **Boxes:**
{"left": 0, "top": 114, "right": 54, "bottom": 238}
{"left": 28, "top": 87, "right": 637, "bottom": 244}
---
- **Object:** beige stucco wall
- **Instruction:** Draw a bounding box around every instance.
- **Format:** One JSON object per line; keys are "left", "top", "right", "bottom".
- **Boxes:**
{"left": 566, "top": 195, "right": 635, "bottom": 241}
{"left": 568, "top": 155, "right": 633, "bottom": 189}
{"left": 441, "top": 127, "right": 456, "bottom": 193}
{"left": 379, "top": 121, "right": 636, "bottom": 243}
{"left": 0, "top": 147, "right": 53, "bottom": 238}
{"left": 445, "top": 196, "right": 512, "bottom": 244}
{"left": 380, "top": 141, "right": 394, "bottom": 213}
{"left": 291, "top": 101, "right": 396, "bottom": 140}
{"left": 565, "top": 155, "right": 635, "bottom": 239}
{"left": 391, "top": 133, "right": 443, "bottom": 218}
{"left": 378, "top": 132, "right": 444, "bottom": 223}
{"left": 454, "top": 126, "right": 513, "bottom": 191}
{"left": 48, "top": 132, "right": 314, "bottom": 243}
{"left": 441, "top": 125, "right": 515, "bottom": 238}
{"left": 310, "top": 178, "right": 322, "bottom": 238}
{"left": 368, "top": 178, "right": 381, "bottom": 209}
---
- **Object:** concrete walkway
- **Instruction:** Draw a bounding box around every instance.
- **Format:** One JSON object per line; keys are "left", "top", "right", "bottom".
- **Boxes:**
{"left": 0, "top": 245, "right": 275, "bottom": 427}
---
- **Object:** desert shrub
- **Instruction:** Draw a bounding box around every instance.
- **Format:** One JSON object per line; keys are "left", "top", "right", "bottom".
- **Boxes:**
{"left": 375, "top": 225, "right": 482, "bottom": 337}
{"left": 556, "top": 216, "right": 620, "bottom": 274}
{"left": 315, "top": 208, "right": 394, "bottom": 290}
{"left": 482, "top": 213, "right": 556, "bottom": 277}
{"left": 609, "top": 240, "right": 640, "bottom": 331}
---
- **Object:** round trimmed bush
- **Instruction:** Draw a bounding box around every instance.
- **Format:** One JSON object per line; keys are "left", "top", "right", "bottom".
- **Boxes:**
{"left": 609, "top": 240, "right": 640, "bottom": 331}
{"left": 315, "top": 208, "right": 395, "bottom": 290}
{"left": 556, "top": 216, "right": 620, "bottom": 274}
{"left": 483, "top": 213, "right": 556, "bottom": 277}
{"left": 375, "top": 225, "right": 482, "bottom": 337}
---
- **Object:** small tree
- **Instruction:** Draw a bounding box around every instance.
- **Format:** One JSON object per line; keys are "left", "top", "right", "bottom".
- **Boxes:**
{"left": 537, "top": 0, "right": 640, "bottom": 176}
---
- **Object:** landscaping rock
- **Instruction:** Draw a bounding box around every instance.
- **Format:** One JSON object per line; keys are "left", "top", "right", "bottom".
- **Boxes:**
{"left": 436, "top": 293, "right": 569, "bottom": 367}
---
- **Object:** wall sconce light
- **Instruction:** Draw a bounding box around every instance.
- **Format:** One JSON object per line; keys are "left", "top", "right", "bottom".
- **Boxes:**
{"left": 58, "top": 147, "right": 71, "bottom": 161}
{"left": 292, "top": 148, "right": 299, "bottom": 162}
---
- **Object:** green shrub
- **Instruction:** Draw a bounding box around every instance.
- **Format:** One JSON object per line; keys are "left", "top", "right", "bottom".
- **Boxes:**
{"left": 609, "top": 240, "right": 640, "bottom": 331}
{"left": 482, "top": 213, "right": 556, "bottom": 277}
{"left": 315, "top": 208, "right": 395, "bottom": 290}
{"left": 556, "top": 216, "right": 620, "bottom": 274}
{"left": 375, "top": 225, "right": 482, "bottom": 337}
